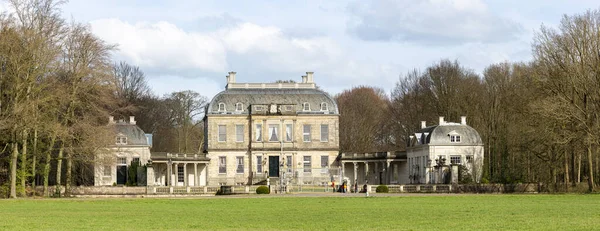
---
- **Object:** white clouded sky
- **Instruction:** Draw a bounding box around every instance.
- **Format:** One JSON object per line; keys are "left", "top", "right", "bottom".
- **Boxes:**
{"left": 52, "top": 0, "right": 600, "bottom": 98}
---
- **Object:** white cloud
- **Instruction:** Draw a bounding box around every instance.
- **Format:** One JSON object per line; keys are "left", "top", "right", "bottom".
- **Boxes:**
{"left": 346, "top": 0, "right": 524, "bottom": 45}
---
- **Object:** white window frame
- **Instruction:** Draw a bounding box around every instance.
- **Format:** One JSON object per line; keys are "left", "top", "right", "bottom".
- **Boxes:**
{"left": 235, "top": 102, "right": 243, "bottom": 111}
{"left": 218, "top": 125, "right": 226, "bottom": 142}
{"left": 268, "top": 124, "right": 280, "bottom": 142}
{"left": 116, "top": 136, "right": 127, "bottom": 145}
{"left": 255, "top": 123, "right": 262, "bottom": 142}
{"left": 303, "top": 125, "right": 311, "bottom": 142}
{"left": 256, "top": 155, "right": 263, "bottom": 174}
{"left": 117, "top": 157, "right": 127, "bottom": 165}
{"left": 286, "top": 155, "right": 293, "bottom": 173}
{"left": 303, "top": 102, "right": 310, "bottom": 111}
{"left": 320, "top": 156, "right": 329, "bottom": 173}
{"left": 450, "top": 135, "right": 461, "bottom": 143}
{"left": 236, "top": 125, "right": 244, "bottom": 142}
{"left": 303, "top": 156, "right": 311, "bottom": 173}
{"left": 103, "top": 165, "right": 111, "bottom": 176}
{"left": 320, "top": 124, "right": 329, "bottom": 142}
{"left": 218, "top": 102, "right": 226, "bottom": 112}
{"left": 466, "top": 155, "right": 474, "bottom": 164}
{"left": 284, "top": 105, "right": 293, "bottom": 111}
{"left": 236, "top": 156, "right": 244, "bottom": 174}
{"left": 450, "top": 155, "right": 461, "bottom": 165}
{"left": 219, "top": 156, "right": 226, "bottom": 174}
{"left": 285, "top": 124, "right": 293, "bottom": 142}
{"left": 320, "top": 102, "right": 328, "bottom": 111}
{"left": 177, "top": 166, "right": 184, "bottom": 183}
{"left": 255, "top": 105, "right": 264, "bottom": 111}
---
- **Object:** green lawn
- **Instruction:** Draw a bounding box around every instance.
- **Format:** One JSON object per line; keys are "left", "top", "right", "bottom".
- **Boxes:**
{"left": 1, "top": 194, "right": 599, "bottom": 230}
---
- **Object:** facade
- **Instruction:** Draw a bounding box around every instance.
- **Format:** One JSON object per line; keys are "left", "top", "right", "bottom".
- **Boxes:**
{"left": 94, "top": 116, "right": 152, "bottom": 186}
{"left": 339, "top": 151, "right": 408, "bottom": 187}
{"left": 203, "top": 72, "right": 340, "bottom": 186}
{"left": 406, "top": 116, "right": 484, "bottom": 184}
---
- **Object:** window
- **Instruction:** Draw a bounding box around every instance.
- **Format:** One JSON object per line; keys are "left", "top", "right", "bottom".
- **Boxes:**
{"left": 321, "top": 156, "right": 329, "bottom": 173}
{"left": 255, "top": 105, "right": 264, "bottom": 111}
{"left": 286, "top": 156, "right": 293, "bottom": 173}
{"left": 303, "top": 156, "right": 311, "bottom": 173}
{"left": 236, "top": 157, "right": 244, "bottom": 174}
{"left": 218, "top": 125, "right": 226, "bottom": 142}
{"left": 177, "top": 166, "right": 184, "bottom": 183}
{"left": 255, "top": 123, "right": 262, "bottom": 141}
{"left": 236, "top": 103, "right": 243, "bottom": 111}
{"left": 303, "top": 102, "right": 310, "bottom": 111}
{"left": 218, "top": 103, "right": 226, "bottom": 112}
{"left": 116, "top": 136, "right": 127, "bottom": 145}
{"left": 450, "top": 155, "right": 461, "bottom": 165}
{"left": 303, "top": 125, "right": 311, "bottom": 142}
{"left": 236, "top": 125, "right": 244, "bottom": 142}
{"left": 466, "top": 155, "right": 474, "bottom": 164}
{"left": 117, "top": 157, "right": 127, "bottom": 165}
{"left": 284, "top": 105, "right": 293, "bottom": 111}
{"left": 285, "top": 124, "right": 293, "bottom": 142}
{"left": 132, "top": 157, "right": 140, "bottom": 164}
{"left": 256, "top": 156, "right": 263, "bottom": 173}
{"left": 320, "top": 102, "right": 328, "bottom": 111}
{"left": 450, "top": 135, "right": 461, "bottom": 143}
{"left": 219, "top": 156, "right": 226, "bottom": 174}
{"left": 103, "top": 165, "right": 111, "bottom": 176}
{"left": 320, "top": 124, "right": 329, "bottom": 142}
{"left": 268, "top": 124, "right": 279, "bottom": 142}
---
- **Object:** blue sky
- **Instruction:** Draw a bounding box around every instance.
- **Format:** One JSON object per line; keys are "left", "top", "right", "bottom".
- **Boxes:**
{"left": 13, "top": 0, "right": 600, "bottom": 98}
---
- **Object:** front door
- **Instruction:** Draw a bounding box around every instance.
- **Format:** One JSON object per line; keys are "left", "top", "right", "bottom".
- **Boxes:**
{"left": 117, "top": 166, "right": 127, "bottom": 185}
{"left": 269, "top": 156, "right": 279, "bottom": 177}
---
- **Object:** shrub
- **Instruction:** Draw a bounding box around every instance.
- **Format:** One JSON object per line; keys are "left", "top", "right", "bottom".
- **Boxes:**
{"left": 376, "top": 185, "right": 389, "bottom": 193}
{"left": 256, "top": 186, "right": 270, "bottom": 194}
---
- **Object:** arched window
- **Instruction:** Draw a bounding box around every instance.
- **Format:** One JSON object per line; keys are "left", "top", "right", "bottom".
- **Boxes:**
{"left": 320, "top": 102, "right": 328, "bottom": 111}
{"left": 218, "top": 103, "right": 226, "bottom": 112}
{"left": 303, "top": 102, "right": 310, "bottom": 111}
{"left": 235, "top": 103, "right": 243, "bottom": 111}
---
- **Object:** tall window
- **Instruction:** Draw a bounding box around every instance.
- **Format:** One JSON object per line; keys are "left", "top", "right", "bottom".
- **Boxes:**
{"left": 255, "top": 123, "right": 262, "bottom": 141}
{"left": 450, "top": 135, "right": 461, "bottom": 143}
{"left": 236, "top": 103, "right": 243, "bottom": 111}
{"left": 450, "top": 155, "right": 461, "bottom": 165}
{"left": 177, "top": 166, "right": 184, "bottom": 183}
{"left": 132, "top": 157, "right": 140, "bottom": 164}
{"left": 236, "top": 157, "right": 244, "bottom": 174}
{"left": 320, "top": 124, "right": 329, "bottom": 142}
{"left": 303, "top": 156, "right": 311, "bottom": 173}
{"left": 218, "top": 125, "right": 226, "bottom": 142}
{"left": 466, "top": 155, "right": 474, "bottom": 164}
{"left": 320, "top": 102, "right": 328, "bottom": 111}
{"left": 236, "top": 125, "right": 244, "bottom": 142}
{"left": 219, "top": 156, "right": 226, "bottom": 174}
{"left": 303, "top": 102, "right": 310, "bottom": 111}
{"left": 285, "top": 124, "right": 293, "bottom": 142}
{"left": 218, "top": 103, "right": 226, "bottom": 112}
{"left": 286, "top": 156, "right": 293, "bottom": 173}
{"left": 268, "top": 124, "right": 279, "bottom": 142}
{"left": 321, "top": 156, "right": 329, "bottom": 173}
{"left": 256, "top": 156, "right": 263, "bottom": 173}
{"left": 103, "top": 165, "right": 111, "bottom": 176}
{"left": 303, "top": 125, "right": 311, "bottom": 142}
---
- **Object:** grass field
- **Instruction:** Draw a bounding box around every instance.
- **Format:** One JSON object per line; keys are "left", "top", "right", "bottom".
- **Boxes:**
{"left": 1, "top": 194, "right": 599, "bottom": 230}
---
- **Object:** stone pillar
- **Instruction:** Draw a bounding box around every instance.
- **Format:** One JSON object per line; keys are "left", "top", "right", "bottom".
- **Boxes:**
{"left": 174, "top": 163, "right": 178, "bottom": 186}
{"left": 146, "top": 163, "right": 155, "bottom": 186}
{"left": 194, "top": 163, "right": 198, "bottom": 187}
{"left": 353, "top": 162, "right": 358, "bottom": 185}
{"left": 386, "top": 161, "right": 391, "bottom": 184}
{"left": 364, "top": 162, "right": 369, "bottom": 184}
{"left": 183, "top": 163, "right": 188, "bottom": 186}
{"left": 166, "top": 162, "right": 171, "bottom": 186}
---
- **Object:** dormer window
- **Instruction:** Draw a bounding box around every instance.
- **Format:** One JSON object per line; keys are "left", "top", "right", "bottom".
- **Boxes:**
{"left": 255, "top": 105, "right": 264, "bottom": 111}
{"left": 218, "top": 103, "right": 226, "bottom": 112}
{"left": 303, "top": 102, "right": 310, "bottom": 111}
{"left": 320, "top": 102, "right": 328, "bottom": 111}
{"left": 116, "top": 136, "right": 127, "bottom": 145}
{"left": 235, "top": 103, "right": 243, "bottom": 111}
{"left": 284, "top": 105, "right": 293, "bottom": 111}
{"left": 450, "top": 135, "right": 461, "bottom": 143}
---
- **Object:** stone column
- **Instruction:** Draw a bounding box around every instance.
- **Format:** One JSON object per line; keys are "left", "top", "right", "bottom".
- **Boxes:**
{"left": 364, "top": 162, "right": 369, "bottom": 184}
{"left": 174, "top": 163, "right": 178, "bottom": 186}
{"left": 353, "top": 162, "right": 358, "bottom": 185}
{"left": 194, "top": 163, "right": 198, "bottom": 187}
{"left": 166, "top": 162, "right": 171, "bottom": 186}
{"left": 385, "top": 161, "right": 391, "bottom": 184}
{"left": 183, "top": 163, "right": 188, "bottom": 186}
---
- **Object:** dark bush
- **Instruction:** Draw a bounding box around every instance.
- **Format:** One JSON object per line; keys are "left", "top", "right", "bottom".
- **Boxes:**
{"left": 376, "top": 185, "right": 389, "bottom": 193}
{"left": 256, "top": 186, "right": 270, "bottom": 194}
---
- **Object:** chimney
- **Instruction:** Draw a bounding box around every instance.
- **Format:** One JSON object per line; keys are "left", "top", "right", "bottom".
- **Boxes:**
{"left": 438, "top": 116, "right": 445, "bottom": 125}
{"left": 109, "top": 116, "right": 115, "bottom": 124}
{"left": 301, "top": 75, "right": 307, "bottom": 83}
{"left": 306, "top": 72, "right": 314, "bottom": 83}
{"left": 129, "top": 116, "right": 136, "bottom": 125}
{"left": 227, "top": 71, "right": 236, "bottom": 84}
{"left": 421, "top": 121, "right": 426, "bottom": 129}
{"left": 461, "top": 116, "right": 467, "bottom": 125}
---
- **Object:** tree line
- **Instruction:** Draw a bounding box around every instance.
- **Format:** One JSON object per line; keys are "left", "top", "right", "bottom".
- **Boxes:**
{"left": 0, "top": 0, "right": 207, "bottom": 198}
{"left": 336, "top": 9, "right": 600, "bottom": 192}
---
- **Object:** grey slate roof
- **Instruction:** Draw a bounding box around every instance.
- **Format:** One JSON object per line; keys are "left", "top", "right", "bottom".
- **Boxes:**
{"left": 113, "top": 122, "right": 149, "bottom": 146}
{"left": 415, "top": 123, "right": 483, "bottom": 146}
{"left": 206, "top": 88, "right": 339, "bottom": 114}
